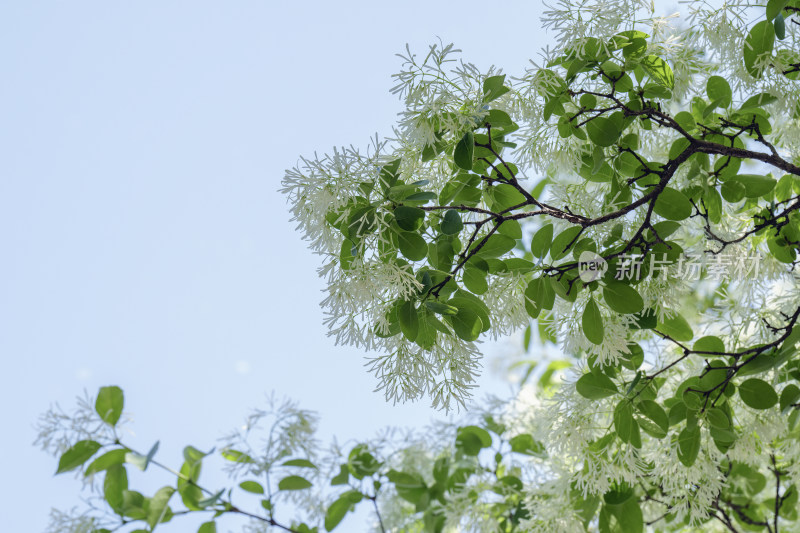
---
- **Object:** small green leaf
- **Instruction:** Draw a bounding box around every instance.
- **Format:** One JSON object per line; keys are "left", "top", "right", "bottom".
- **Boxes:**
{"left": 198, "top": 522, "right": 217, "bottom": 533}
{"left": 474, "top": 233, "right": 516, "bottom": 257}
{"left": 448, "top": 307, "right": 482, "bottom": 341}
{"left": 325, "top": 493, "right": 357, "bottom": 531}
{"left": 56, "top": 440, "right": 102, "bottom": 474}
{"left": 508, "top": 434, "right": 545, "bottom": 456}
{"left": 781, "top": 384, "right": 800, "bottom": 412}
{"left": 694, "top": 335, "right": 725, "bottom": 355}
{"left": 768, "top": 0, "right": 789, "bottom": 20}
{"left": 440, "top": 210, "right": 463, "bottom": 235}
{"left": 394, "top": 206, "right": 425, "bottom": 231}
{"left": 720, "top": 180, "right": 746, "bottom": 203}
{"left": 104, "top": 464, "right": 128, "bottom": 511}
{"left": 483, "top": 74, "right": 510, "bottom": 102}
{"left": 281, "top": 458, "right": 317, "bottom": 469}
{"left": 677, "top": 426, "right": 701, "bottom": 467}
{"left": 462, "top": 265, "right": 488, "bottom": 295}
{"left": 424, "top": 301, "right": 459, "bottom": 316}
{"left": 614, "top": 401, "right": 638, "bottom": 444}
{"left": 602, "top": 281, "right": 643, "bottom": 314}
{"left": 775, "top": 12, "right": 786, "bottom": 40}
{"left": 146, "top": 486, "right": 175, "bottom": 527}
{"left": 397, "top": 231, "right": 427, "bottom": 261}
{"left": 731, "top": 174, "right": 777, "bottom": 198}
{"left": 706, "top": 76, "right": 732, "bottom": 108}
{"left": 653, "top": 187, "right": 692, "bottom": 221}
{"left": 95, "top": 386, "right": 124, "bottom": 426}
{"left": 454, "top": 132, "right": 474, "bottom": 170}
{"left": 576, "top": 372, "right": 618, "bottom": 400}
{"left": 531, "top": 223, "right": 554, "bottom": 259}
{"left": 85, "top": 449, "right": 128, "bottom": 477}
{"left": 550, "top": 226, "right": 582, "bottom": 260}
{"left": 239, "top": 481, "right": 264, "bottom": 494}
{"left": 641, "top": 55, "right": 674, "bottom": 88}
{"left": 743, "top": 21, "right": 775, "bottom": 78}
{"left": 586, "top": 117, "right": 620, "bottom": 147}
{"left": 706, "top": 408, "right": 730, "bottom": 429}
{"left": 491, "top": 184, "right": 527, "bottom": 212}
{"left": 739, "top": 378, "right": 778, "bottom": 409}
{"left": 278, "top": 475, "right": 313, "bottom": 491}
{"left": 398, "top": 301, "right": 419, "bottom": 342}
{"left": 636, "top": 400, "right": 669, "bottom": 438}
{"left": 582, "top": 297, "right": 604, "bottom": 345}
{"left": 456, "top": 426, "right": 493, "bottom": 455}
{"left": 657, "top": 314, "right": 693, "bottom": 342}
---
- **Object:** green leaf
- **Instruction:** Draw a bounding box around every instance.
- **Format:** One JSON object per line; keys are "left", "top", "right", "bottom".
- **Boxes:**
{"left": 394, "top": 206, "right": 425, "bottom": 231}
{"left": 741, "top": 92, "right": 778, "bottom": 109}
{"left": 483, "top": 74, "right": 510, "bottom": 102}
{"left": 462, "top": 265, "right": 488, "bottom": 295}
{"left": 775, "top": 13, "right": 786, "bottom": 40}
{"left": 278, "top": 475, "right": 313, "bottom": 491}
{"left": 743, "top": 21, "right": 775, "bottom": 78}
{"left": 550, "top": 226, "right": 582, "bottom": 260}
{"left": 614, "top": 401, "right": 638, "bottom": 444}
{"left": 768, "top": 0, "right": 789, "bottom": 20}
{"left": 508, "top": 434, "right": 546, "bottom": 456}
{"left": 657, "top": 314, "right": 693, "bottom": 342}
{"left": 706, "top": 408, "right": 730, "bottom": 429}
{"left": 653, "top": 187, "right": 692, "bottom": 221}
{"left": 449, "top": 291, "right": 492, "bottom": 333}
{"left": 454, "top": 132, "right": 474, "bottom": 171}
{"left": 56, "top": 440, "right": 102, "bottom": 474}
{"left": 491, "top": 184, "right": 527, "bottom": 212}
{"left": 694, "top": 335, "right": 725, "bottom": 355}
{"left": 636, "top": 400, "right": 669, "bottom": 438}
{"left": 281, "top": 458, "right": 317, "bottom": 469}
{"left": 474, "top": 233, "right": 516, "bottom": 257}
{"left": 325, "top": 492, "right": 360, "bottom": 531}
{"left": 706, "top": 76, "right": 732, "bottom": 108}
{"left": 677, "top": 426, "right": 701, "bottom": 467}
{"left": 582, "top": 297, "right": 604, "bottom": 345}
{"left": 731, "top": 174, "right": 777, "bottom": 198}
{"left": 576, "top": 372, "right": 618, "bottom": 400}
{"left": 440, "top": 210, "right": 463, "bottom": 235}
{"left": 602, "top": 281, "right": 643, "bottom": 314}
{"left": 586, "top": 117, "right": 620, "bottom": 147}
{"left": 398, "top": 301, "right": 419, "bottom": 342}
{"left": 448, "top": 307, "right": 482, "bottom": 341}
{"left": 146, "top": 486, "right": 175, "bottom": 528}
{"left": 239, "top": 481, "right": 265, "bottom": 494}
{"left": 531, "top": 224, "right": 554, "bottom": 258}
{"left": 95, "top": 386, "right": 124, "bottom": 426}
{"left": 720, "top": 180, "right": 746, "bottom": 203}
{"left": 85, "top": 449, "right": 128, "bottom": 477}
{"left": 104, "top": 464, "right": 128, "bottom": 511}
{"left": 456, "top": 426, "right": 492, "bottom": 455}
{"left": 397, "top": 231, "right": 427, "bottom": 261}
{"left": 424, "top": 301, "right": 459, "bottom": 316}
{"left": 641, "top": 55, "right": 674, "bottom": 88}
{"left": 781, "top": 384, "right": 800, "bottom": 412}
{"left": 524, "top": 276, "right": 555, "bottom": 319}
{"left": 739, "top": 378, "right": 778, "bottom": 409}
{"left": 221, "top": 448, "right": 254, "bottom": 463}
{"left": 198, "top": 522, "right": 217, "bottom": 533}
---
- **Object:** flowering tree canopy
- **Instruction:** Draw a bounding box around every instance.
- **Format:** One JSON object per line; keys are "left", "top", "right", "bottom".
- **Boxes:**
{"left": 40, "top": 1, "right": 800, "bottom": 532}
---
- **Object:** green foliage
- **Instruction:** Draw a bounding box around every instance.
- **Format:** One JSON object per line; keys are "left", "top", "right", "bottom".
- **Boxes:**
{"left": 41, "top": 1, "right": 800, "bottom": 531}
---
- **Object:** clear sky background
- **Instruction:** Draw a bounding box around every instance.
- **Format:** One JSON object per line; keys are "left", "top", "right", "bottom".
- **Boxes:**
{"left": 0, "top": 2, "right": 675, "bottom": 531}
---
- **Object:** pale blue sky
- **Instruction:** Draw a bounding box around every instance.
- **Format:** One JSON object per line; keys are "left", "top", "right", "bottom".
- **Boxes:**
{"left": 0, "top": 2, "right": 675, "bottom": 531}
